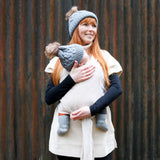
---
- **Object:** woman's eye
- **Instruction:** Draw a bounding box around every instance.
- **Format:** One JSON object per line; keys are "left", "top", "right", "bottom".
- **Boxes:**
{"left": 92, "top": 24, "right": 97, "bottom": 27}
{"left": 83, "top": 23, "right": 87, "bottom": 26}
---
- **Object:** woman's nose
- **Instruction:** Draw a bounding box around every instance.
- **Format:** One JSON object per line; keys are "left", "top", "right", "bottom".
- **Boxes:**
{"left": 88, "top": 25, "right": 94, "bottom": 30}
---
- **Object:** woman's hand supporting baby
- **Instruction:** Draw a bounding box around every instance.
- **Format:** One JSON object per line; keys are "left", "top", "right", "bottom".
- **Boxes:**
{"left": 70, "top": 61, "right": 95, "bottom": 83}
{"left": 70, "top": 106, "right": 91, "bottom": 120}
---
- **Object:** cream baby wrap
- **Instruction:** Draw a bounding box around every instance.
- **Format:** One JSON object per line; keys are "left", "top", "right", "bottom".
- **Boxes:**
{"left": 57, "top": 57, "right": 104, "bottom": 160}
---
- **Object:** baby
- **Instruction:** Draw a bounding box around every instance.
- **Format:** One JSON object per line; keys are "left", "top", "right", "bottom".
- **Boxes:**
{"left": 45, "top": 42, "right": 108, "bottom": 136}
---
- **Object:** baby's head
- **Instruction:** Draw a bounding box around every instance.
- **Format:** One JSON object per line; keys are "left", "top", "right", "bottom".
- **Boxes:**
{"left": 45, "top": 42, "right": 88, "bottom": 71}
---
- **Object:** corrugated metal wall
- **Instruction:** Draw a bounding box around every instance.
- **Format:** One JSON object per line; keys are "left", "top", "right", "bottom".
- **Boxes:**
{"left": 0, "top": 0, "right": 160, "bottom": 160}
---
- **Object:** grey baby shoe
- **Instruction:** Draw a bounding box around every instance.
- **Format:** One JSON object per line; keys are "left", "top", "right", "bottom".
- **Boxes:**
{"left": 57, "top": 115, "right": 70, "bottom": 136}
{"left": 96, "top": 114, "right": 108, "bottom": 131}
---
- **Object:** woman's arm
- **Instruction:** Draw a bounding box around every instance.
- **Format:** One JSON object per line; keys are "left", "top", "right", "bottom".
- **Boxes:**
{"left": 70, "top": 73, "right": 122, "bottom": 120}
{"left": 90, "top": 73, "right": 122, "bottom": 116}
{"left": 45, "top": 75, "right": 75, "bottom": 105}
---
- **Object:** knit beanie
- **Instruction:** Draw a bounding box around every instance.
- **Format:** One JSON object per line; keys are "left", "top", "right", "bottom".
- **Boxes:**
{"left": 45, "top": 42, "right": 84, "bottom": 71}
{"left": 66, "top": 6, "right": 98, "bottom": 37}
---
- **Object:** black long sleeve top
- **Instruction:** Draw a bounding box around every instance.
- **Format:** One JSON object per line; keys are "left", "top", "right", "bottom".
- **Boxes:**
{"left": 45, "top": 73, "right": 122, "bottom": 116}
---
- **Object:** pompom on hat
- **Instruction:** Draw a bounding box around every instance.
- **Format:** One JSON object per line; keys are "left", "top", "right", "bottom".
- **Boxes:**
{"left": 65, "top": 6, "right": 98, "bottom": 37}
{"left": 45, "top": 42, "right": 84, "bottom": 71}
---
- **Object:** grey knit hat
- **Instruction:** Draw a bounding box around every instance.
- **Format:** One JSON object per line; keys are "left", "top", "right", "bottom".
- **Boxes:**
{"left": 45, "top": 42, "right": 84, "bottom": 72}
{"left": 58, "top": 44, "right": 84, "bottom": 71}
{"left": 66, "top": 6, "right": 98, "bottom": 37}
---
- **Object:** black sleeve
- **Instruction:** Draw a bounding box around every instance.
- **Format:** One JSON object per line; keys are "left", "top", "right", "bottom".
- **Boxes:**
{"left": 45, "top": 75, "right": 76, "bottom": 105}
{"left": 90, "top": 73, "right": 122, "bottom": 116}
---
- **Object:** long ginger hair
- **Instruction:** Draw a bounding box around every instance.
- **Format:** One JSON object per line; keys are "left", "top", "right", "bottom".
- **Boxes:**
{"left": 52, "top": 17, "right": 110, "bottom": 87}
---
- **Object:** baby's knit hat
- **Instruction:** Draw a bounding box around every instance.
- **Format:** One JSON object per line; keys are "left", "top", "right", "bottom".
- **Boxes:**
{"left": 45, "top": 42, "right": 84, "bottom": 71}
{"left": 66, "top": 6, "right": 98, "bottom": 37}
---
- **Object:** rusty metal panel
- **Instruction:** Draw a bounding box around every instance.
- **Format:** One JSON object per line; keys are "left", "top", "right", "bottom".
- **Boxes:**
{"left": 0, "top": 0, "right": 160, "bottom": 160}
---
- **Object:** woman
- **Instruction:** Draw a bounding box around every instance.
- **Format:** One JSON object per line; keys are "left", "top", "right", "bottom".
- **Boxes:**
{"left": 45, "top": 6, "right": 122, "bottom": 160}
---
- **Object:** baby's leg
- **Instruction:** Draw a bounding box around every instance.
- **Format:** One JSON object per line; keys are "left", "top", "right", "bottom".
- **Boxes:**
{"left": 57, "top": 113, "right": 70, "bottom": 136}
{"left": 96, "top": 108, "right": 108, "bottom": 131}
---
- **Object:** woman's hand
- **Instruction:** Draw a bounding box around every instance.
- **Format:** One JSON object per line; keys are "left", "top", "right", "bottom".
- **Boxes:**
{"left": 70, "top": 106, "right": 91, "bottom": 121}
{"left": 70, "top": 61, "right": 95, "bottom": 83}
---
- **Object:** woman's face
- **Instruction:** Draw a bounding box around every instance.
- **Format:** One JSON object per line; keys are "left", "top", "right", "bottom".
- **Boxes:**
{"left": 78, "top": 19, "right": 97, "bottom": 45}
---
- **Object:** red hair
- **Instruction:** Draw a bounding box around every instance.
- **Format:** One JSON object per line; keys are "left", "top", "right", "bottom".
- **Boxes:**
{"left": 52, "top": 17, "right": 110, "bottom": 87}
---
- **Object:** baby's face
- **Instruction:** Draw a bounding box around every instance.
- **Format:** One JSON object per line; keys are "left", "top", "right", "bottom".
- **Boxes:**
{"left": 79, "top": 50, "right": 89, "bottom": 66}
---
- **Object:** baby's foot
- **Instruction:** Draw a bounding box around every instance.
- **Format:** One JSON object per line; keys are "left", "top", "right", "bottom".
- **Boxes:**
{"left": 96, "top": 114, "right": 108, "bottom": 131}
{"left": 57, "top": 115, "right": 70, "bottom": 136}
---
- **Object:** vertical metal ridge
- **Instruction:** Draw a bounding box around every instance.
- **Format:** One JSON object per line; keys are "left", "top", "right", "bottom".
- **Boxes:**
{"left": 123, "top": 1, "right": 133, "bottom": 159}
{"left": 13, "top": 0, "right": 26, "bottom": 159}
{"left": 23, "top": 0, "right": 34, "bottom": 159}
{"left": 19, "top": 0, "right": 26, "bottom": 159}
{"left": 38, "top": 0, "right": 47, "bottom": 157}
{"left": 105, "top": 0, "right": 109, "bottom": 49}
{"left": 4, "top": 0, "right": 16, "bottom": 159}
{"left": 117, "top": 0, "right": 125, "bottom": 159}
{"left": 50, "top": 0, "right": 54, "bottom": 41}
{"left": 131, "top": 0, "right": 142, "bottom": 159}
{"left": 147, "top": 0, "right": 156, "bottom": 159}
{"left": 141, "top": 1, "right": 148, "bottom": 159}
{"left": 31, "top": 0, "right": 38, "bottom": 158}
{"left": 155, "top": 0, "right": 160, "bottom": 157}
{"left": 0, "top": 0, "right": 6, "bottom": 159}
